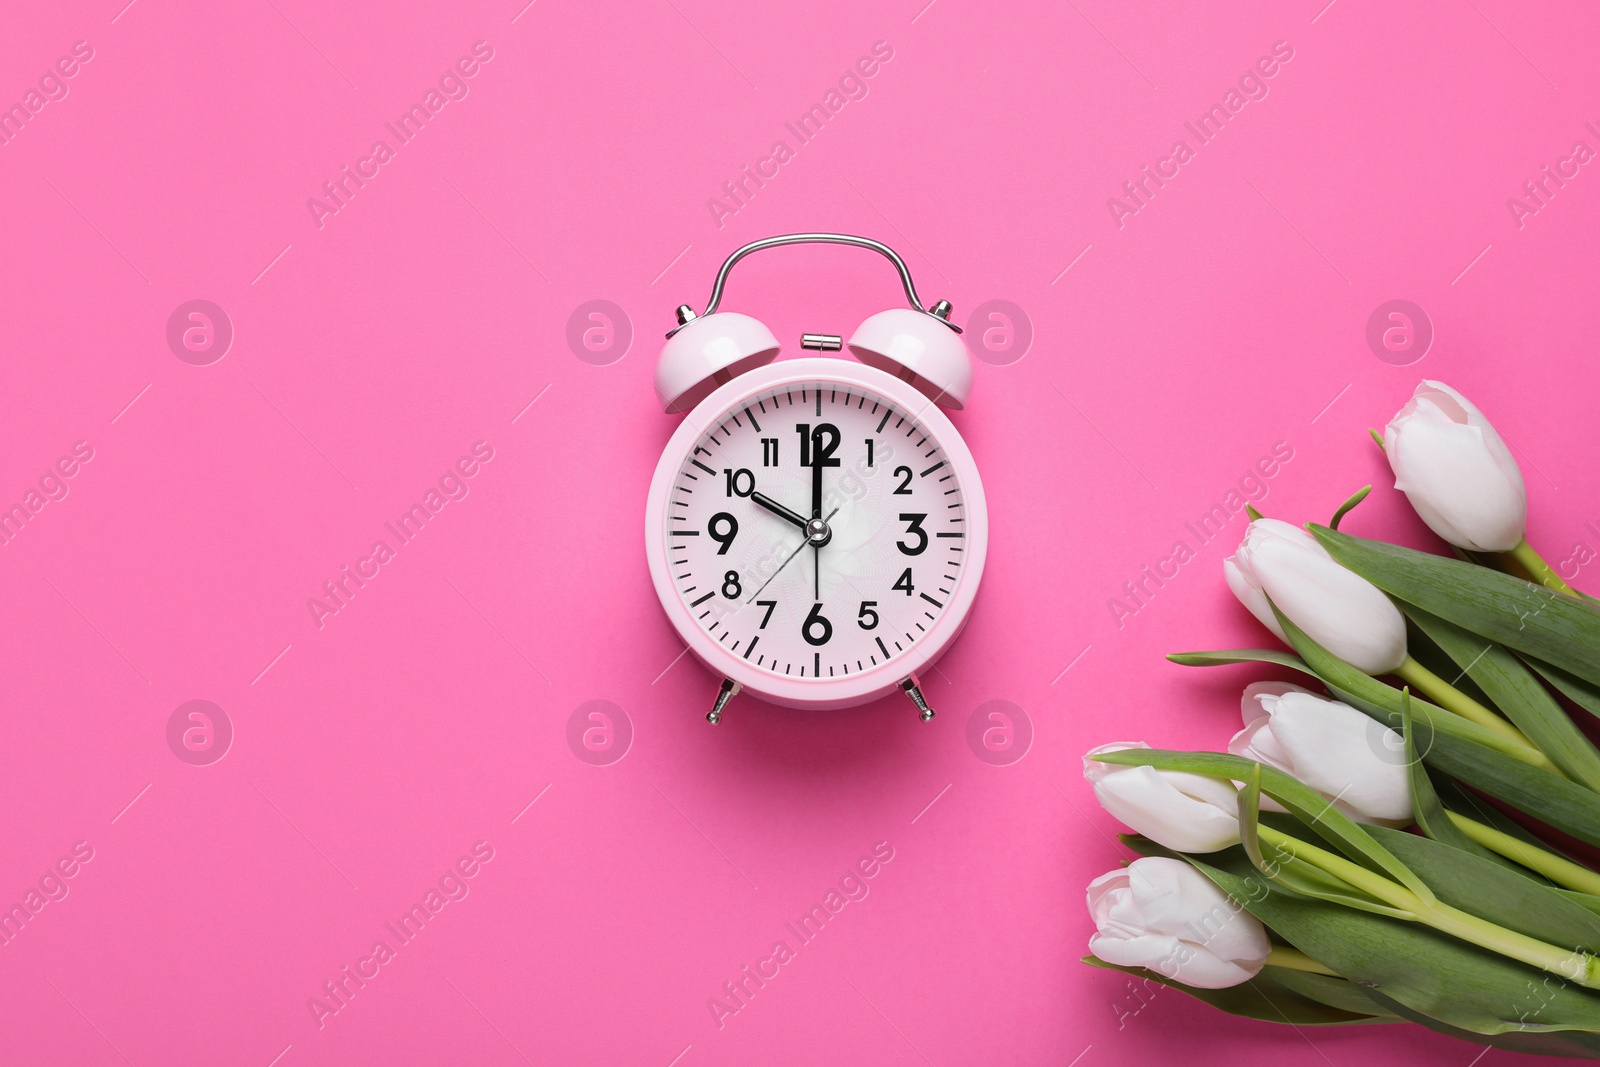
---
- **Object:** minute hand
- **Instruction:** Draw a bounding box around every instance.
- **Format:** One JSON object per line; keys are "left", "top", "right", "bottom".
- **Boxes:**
{"left": 750, "top": 491, "right": 809, "bottom": 532}
{"left": 811, "top": 449, "right": 824, "bottom": 599}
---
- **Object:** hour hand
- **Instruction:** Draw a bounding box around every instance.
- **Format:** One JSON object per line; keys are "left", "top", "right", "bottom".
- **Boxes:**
{"left": 750, "top": 491, "right": 810, "bottom": 532}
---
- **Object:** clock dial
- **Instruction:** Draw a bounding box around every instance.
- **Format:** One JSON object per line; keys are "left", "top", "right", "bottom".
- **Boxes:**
{"left": 664, "top": 381, "right": 967, "bottom": 681}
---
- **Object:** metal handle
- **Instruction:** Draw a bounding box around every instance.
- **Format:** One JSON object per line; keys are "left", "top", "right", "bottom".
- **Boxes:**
{"left": 669, "top": 233, "right": 958, "bottom": 337}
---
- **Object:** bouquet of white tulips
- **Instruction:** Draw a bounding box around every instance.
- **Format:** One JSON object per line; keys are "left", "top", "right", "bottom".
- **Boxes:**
{"left": 1082, "top": 381, "right": 1600, "bottom": 1058}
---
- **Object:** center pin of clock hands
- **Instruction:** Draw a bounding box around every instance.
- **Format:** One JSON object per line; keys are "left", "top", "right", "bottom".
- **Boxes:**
{"left": 745, "top": 505, "right": 839, "bottom": 604}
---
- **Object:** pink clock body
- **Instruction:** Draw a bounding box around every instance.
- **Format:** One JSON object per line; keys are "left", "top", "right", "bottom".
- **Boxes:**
{"left": 645, "top": 358, "right": 988, "bottom": 710}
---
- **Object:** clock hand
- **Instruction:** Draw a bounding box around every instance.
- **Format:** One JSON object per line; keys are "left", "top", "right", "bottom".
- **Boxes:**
{"left": 811, "top": 450, "right": 824, "bottom": 600}
{"left": 746, "top": 507, "right": 839, "bottom": 604}
{"left": 750, "top": 491, "right": 809, "bottom": 532}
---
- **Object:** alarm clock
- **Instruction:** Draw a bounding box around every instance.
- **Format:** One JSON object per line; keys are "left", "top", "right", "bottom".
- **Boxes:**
{"left": 643, "top": 233, "right": 988, "bottom": 723}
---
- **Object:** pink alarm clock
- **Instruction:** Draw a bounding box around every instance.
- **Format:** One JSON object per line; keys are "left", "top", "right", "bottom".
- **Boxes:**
{"left": 644, "top": 234, "right": 988, "bottom": 723}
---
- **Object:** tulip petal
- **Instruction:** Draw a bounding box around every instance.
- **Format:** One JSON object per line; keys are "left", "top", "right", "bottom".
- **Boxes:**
{"left": 1241, "top": 680, "right": 1313, "bottom": 726}
{"left": 1269, "top": 696, "right": 1412, "bottom": 823}
{"left": 1085, "top": 858, "right": 1270, "bottom": 990}
{"left": 1246, "top": 532, "right": 1407, "bottom": 673}
{"left": 1130, "top": 860, "right": 1270, "bottom": 966}
{"left": 1225, "top": 558, "right": 1287, "bottom": 642}
{"left": 1092, "top": 932, "right": 1261, "bottom": 988}
{"left": 1389, "top": 401, "right": 1525, "bottom": 552}
{"left": 1085, "top": 867, "right": 1130, "bottom": 923}
{"left": 1088, "top": 931, "right": 1184, "bottom": 975}
{"left": 1226, "top": 719, "right": 1292, "bottom": 813}
{"left": 1092, "top": 766, "right": 1241, "bottom": 853}
{"left": 1420, "top": 380, "right": 1524, "bottom": 491}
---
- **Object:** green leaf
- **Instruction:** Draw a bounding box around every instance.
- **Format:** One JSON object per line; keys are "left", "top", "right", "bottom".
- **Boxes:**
{"left": 1370, "top": 685, "right": 1600, "bottom": 848}
{"left": 1311, "top": 525, "right": 1600, "bottom": 689}
{"left": 1400, "top": 696, "right": 1522, "bottom": 870}
{"left": 1264, "top": 967, "right": 1401, "bottom": 1020}
{"left": 1274, "top": 607, "right": 1600, "bottom": 848}
{"left": 1081, "top": 956, "right": 1394, "bottom": 1026}
{"left": 1404, "top": 603, "right": 1600, "bottom": 791}
{"left": 1329, "top": 485, "right": 1371, "bottom": 530}
{"left": 1165, "top": 648, "right": 1317, "bottom": 675}
{"left": 1272, "top": 602, "right": 1549, "bottom": 766}
{"left": 1561, "top": 889, "right": 1600, "bottom": 919}
{"left": 1236, "top": 764, "right": 1413, "bottom": 917}
{"left": 1375, "top": 690, "right": 1600, "bottom": 848}
{"left": 1367, "top": 825, "right": 1600, "bottom": 954}
{"left": 1362, "top": 986, "right": 1600, "bottom": 1058}
{"left": 1529, "top": 657, "right": 1600, "bottom": 722}
{"left": 1433, "top": 778, "right": 1544, "bottom": 843}
{"left": 1091, "top": 748, "right": 1435, "bottom": 902}
{"left": 1184, "top": 850, "right": 1600, "bottom": 1036}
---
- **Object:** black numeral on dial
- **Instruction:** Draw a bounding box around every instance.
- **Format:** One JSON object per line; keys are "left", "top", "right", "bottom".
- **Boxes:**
{"left": 802, "top": 602, "right": 833, "bottom": 645}
{"left": 708, "top": 512, "right": 738, "bottom": 554}
{"left": 897, "top": 513, "right": 928, "bottom": 556}
{"left": 892, "top": 568, "right": 915, "bottom": 596}
{"left": 857, "top": 601, "right": 879, "bottom": 629}
{"left": 722, "top": 570, "right": 741, "bottom": 598}
{"left": 795, "top": 423, "right": 842, "bottom": 467}
{"left": 893, "top": 466, "right": 913, "bottom": 494}
{"left": 724, "top": 468, "right": 754, "bottom": 497}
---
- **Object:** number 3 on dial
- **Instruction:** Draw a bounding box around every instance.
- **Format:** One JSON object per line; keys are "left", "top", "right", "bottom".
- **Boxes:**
{"left": 898, "top": 513, "right": 927, "bottom": 555}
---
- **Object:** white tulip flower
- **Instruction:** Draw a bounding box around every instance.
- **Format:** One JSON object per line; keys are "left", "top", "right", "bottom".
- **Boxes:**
{"left": 1087, "top": 856, "right": 1272, "bottom": 989}
{"left": 1226, "top": 518, "right": 1408, "bottom": 674}
{"left": 1230, "top": 682, "right": 1413, "bottom": 825}
{"left": 1084, "top": 743, "right": 1241, "bottom": 853}
{"left": 1385, "top": 380, "right": 1526, "bottom": 553}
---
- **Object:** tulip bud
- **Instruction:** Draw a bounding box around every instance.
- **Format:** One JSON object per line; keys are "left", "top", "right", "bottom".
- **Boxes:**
{"left": 1084, "top": 743, "right": 1240, "bottom": 853}
{"left": 1384, "top": 380, "right": 1527, "bottom": 553}
{"left": 1230, "top": 683, "right": 1413, "bottom": 825}
{"left": 1226, "top": 518, "right": 1407, "bottom": 674}
{"left": 1087, "top": 856, "right": 1271, "bottom": 989}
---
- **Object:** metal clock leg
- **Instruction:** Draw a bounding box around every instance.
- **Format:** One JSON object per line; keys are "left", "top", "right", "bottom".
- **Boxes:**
{"left": 707, "top": 677, "right": 741, "bottom": 725}
{"left": 900, "top": 677, "right": 936, "bottom": 722}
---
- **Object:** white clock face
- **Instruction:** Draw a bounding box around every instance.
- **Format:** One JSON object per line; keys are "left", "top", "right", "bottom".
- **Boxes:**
{"left": 662, "top": 379, "right": 969, "bottom": 683}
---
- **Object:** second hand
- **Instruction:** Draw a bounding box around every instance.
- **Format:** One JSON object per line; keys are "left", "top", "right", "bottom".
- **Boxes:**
{"left": 747, "top": 507, "right": 839, "bottom": 604}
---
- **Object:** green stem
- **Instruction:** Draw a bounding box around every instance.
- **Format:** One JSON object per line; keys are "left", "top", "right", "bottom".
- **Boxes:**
{"left": 1395, "top": 656, "right": 1534, "bottom": 749}
{"left": 1264, "top": 945, "right": 1341, "bottom": 977}
{"left": 1505, "top": 539, "right": 1581, "bottom": 598}
{"left": 1419, "top": 900, "right": 1595, "bottom": 984}
{"left": 1447, "top": 812, "right": 1600, "bottom": 896}
{"left": 1257, "top": 825, "right": 1424, "bottom": 909}
{"left": 1257, "top": 825, "right": 1600, "bottom": 987}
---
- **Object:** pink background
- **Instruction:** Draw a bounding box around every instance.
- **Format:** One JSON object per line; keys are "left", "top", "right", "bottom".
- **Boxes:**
{"left": 3, "top": 0, "right": 1598, "bottom": 1063}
